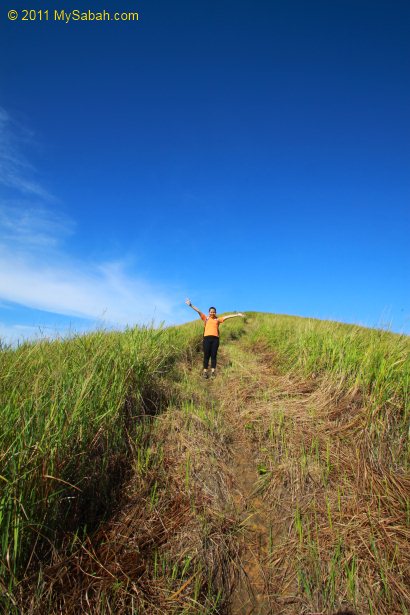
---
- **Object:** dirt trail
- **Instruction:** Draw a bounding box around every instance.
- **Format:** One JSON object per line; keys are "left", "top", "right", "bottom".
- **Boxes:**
{"left": 229, "top": 432, "right": 273, "bottom": 614}
{"left": 210, "top": 341, "right": 285, "bottom": 614}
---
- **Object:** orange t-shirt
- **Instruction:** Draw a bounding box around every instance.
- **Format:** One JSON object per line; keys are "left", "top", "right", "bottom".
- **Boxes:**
{"left": 200, "top": 313, "right": 225, "bottom": 337}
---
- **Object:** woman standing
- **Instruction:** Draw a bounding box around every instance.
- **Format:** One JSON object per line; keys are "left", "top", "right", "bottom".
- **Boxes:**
{"left": 185, "top": 298, "right": 244, "bottom": 378}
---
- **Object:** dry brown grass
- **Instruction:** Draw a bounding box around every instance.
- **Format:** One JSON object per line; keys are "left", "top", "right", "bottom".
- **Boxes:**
{"left": 220, "top": 341, "right": 409, "bottom": 615}
{"left": 18, "top": 359, "right": 240, "bottom": 614}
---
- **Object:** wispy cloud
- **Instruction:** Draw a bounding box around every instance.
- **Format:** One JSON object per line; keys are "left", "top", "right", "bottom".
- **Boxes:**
{"left": 0, "top": 108, "right": 185, "bottom": 339}
{"left": 0, "top": 321, "right": 63, "bottom": 346}
{"left": 0, "top": 107, "right": 52, "bottom": 200}
{"left": 0, "top": 201, "right": 74, "bottom": 248}
{"left": 0, "top": 243, "right": 180, "bottom": 326}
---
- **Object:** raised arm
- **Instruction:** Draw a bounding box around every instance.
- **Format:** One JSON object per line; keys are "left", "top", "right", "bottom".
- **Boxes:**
{"left": 185, "top": 298, "right": 202, "bottom": 316}
{"left": 223, "top": 312, "right": 245, "bottom": 320}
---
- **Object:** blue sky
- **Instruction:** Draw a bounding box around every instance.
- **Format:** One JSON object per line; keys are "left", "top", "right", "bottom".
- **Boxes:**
{"left": 1, "top": 0, "right": 409, "bottom": 343}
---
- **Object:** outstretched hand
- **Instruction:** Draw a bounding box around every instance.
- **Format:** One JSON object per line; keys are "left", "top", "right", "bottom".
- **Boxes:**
{"left": 185, "top": 298, "right": 192, "bottom": 307}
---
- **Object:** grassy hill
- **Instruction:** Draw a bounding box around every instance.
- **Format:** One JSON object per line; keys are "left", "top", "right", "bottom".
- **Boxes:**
{"left": 1, "top": 314, "right": 409, "bottom": 613}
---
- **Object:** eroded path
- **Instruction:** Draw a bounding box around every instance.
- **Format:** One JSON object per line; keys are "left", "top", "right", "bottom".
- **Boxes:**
{"left": 27, "top": 326, "right": 406, "bottom": 615}
{"left": 205, "top": 339, "right": 297, "bottom": 615}
{"left": 212, "top": 343, "right": 279, "bottom": 614}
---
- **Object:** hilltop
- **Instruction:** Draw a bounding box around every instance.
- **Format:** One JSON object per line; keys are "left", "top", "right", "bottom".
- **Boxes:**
{"left": 1, "top": 314, "right": 409, "bottom": 614}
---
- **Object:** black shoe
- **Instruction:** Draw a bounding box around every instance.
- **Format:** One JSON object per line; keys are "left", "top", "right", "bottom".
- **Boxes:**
{"left": 203, "top": 371, "right": 209, "bottom": 379}
{"left": 211, "top": 371, "right": 216, "bottom": 379}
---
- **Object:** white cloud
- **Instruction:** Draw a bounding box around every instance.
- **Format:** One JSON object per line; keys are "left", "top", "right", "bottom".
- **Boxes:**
{"left": 0, "top": 243, "right": 182, "bottom": 326}
{"left": 0, "top": 201, "right": 74, "bottom": 248}
{"left": 0, "top": 107, "right": 52, "bottom": 200}
{"left": 0, "top": 322, "right": 59, "bottom": 347}
{"left": 0, "top": 320, "right": 101, "bottom": 347}
{"left": 0, "top": 108, "right": 186, "bottom": 338}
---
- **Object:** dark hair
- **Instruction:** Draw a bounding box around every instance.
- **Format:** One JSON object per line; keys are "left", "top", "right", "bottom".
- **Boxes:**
{"left": 209, "top": 307, "right": 216, "bottom": 312}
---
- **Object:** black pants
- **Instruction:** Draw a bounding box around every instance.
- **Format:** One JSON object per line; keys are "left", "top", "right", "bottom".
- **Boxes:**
{"left": 203, "top": 335, "right": 220, "bottom": 369}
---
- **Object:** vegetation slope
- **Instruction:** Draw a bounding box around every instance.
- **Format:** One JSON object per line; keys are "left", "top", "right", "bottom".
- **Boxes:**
{"left": 0, "top": 314, "right": 409, "bottom": 614}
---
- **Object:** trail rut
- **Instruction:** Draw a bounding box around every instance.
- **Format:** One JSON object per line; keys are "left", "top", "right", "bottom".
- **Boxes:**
{"left": 209, "top": 343, "right": 289, "bottom": 614}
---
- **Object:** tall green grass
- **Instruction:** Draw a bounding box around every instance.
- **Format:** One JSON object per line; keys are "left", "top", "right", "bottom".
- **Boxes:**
{"left": 245, "top": 313, "right": 410, "bottom": 465}
{"left": 2, "top": 310, "right": 408, "bottom": 611}
{"left": 0, "top": 322, "right": 202, "bottom": 593}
